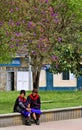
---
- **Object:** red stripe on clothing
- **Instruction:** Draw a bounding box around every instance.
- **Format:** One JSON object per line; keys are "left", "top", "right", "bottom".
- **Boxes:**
{"left": 29, "top": 94, "right": 39, "bottom": 100}
{"left": 18, "top": 96, "right": 26, "bottom": 102}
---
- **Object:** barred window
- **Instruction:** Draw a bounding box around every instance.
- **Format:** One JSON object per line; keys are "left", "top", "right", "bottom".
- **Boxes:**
{"left": 62, "top": 71, "right": 69, "bottom": 80}
{"left": 18, "top": 67, "right": 29, "bottom": 71}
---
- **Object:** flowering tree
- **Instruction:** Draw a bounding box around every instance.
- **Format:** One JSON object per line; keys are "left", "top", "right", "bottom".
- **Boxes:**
{"left": 0, "top": 0, "right": 82, "bottom": 89}
{"left": 0, "top": 0, "right": 21, "bottom": 63}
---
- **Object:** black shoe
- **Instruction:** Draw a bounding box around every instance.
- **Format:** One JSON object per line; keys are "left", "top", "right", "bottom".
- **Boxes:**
{"left": 25, "top": 120, "right": 31, "bottom": 126}
{"left": 35, "top": 119, "right": 40, "bottom": 125}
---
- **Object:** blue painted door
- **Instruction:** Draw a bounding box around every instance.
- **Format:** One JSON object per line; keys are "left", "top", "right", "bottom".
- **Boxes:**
{"left": 77, "top": 76, "right": 82, "bottom": 90}
{"left": 46, "top": 70, "right": 53, "bottom": 90}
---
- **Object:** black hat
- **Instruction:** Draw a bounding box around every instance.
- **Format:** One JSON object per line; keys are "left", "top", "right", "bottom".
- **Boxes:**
{"left": 32, "top": 88, "right": 38, "bottom": 93}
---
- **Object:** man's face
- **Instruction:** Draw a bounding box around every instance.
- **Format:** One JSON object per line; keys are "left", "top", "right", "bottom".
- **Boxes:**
{"left": 32, "top": 91, "right": 37, "bottom": 96}
{"left": 21, "top": 93, "right": 25, "bottom": 97}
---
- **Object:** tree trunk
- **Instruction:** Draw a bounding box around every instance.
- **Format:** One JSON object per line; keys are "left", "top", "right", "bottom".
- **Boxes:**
{"left": 32, "top": 70, "right": 41, "bottom": 89}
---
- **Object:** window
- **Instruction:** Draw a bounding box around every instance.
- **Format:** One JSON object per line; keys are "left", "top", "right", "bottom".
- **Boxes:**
{"left": 62, "top": 71, "right": 69, "bottom": 80}
{"left": 18, "top": 67, "right": 29, "bottom": 71}
{"left": 6, "top": 67, "right": 14, "bottom": 72}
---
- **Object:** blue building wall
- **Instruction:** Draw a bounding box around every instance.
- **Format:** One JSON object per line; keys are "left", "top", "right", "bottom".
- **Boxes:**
{"left": 39, "top": 70, "right": 82, "bottom": 91}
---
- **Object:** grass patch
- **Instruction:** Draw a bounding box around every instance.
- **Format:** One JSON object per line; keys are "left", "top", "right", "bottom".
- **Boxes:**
{"left": 0, "top": 91, "right": 82, "bottom": 114}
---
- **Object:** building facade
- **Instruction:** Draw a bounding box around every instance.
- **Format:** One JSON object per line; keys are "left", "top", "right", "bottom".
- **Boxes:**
{"left": 0, "top": 57, "right": 82, "bottom": 91}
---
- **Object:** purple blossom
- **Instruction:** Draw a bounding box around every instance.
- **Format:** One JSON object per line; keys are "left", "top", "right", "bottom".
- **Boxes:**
{"left": 56, "top": 64, "right": 58, "bottom": 69}
{"left": 6, "top": 32, "right": 10, "bottom": 36}
{"left": 41, "top": 11, "right": 46, "bottom": 15}
{"left": 28, "top": 21, "right": 33, "bottom": 27}
{"left": 22, "top": 20, "right": 25, "bottom": 24}
{"left": 16, "top": 21, "right": 20, "bottom": 26}
{"left": 8, "top": 20, "right": 14, "bottom": 26}
{"left": 52, "top": 55, "right": 57, "bottom": 61}
{"left": 49, "top": 6, "right": 54, "bottom": 13}
{"left": 32, "top": 51, "right": 36, "bottom": 55}
{"left": 40, "top": 19, "right": 49, "bottom": 25}
{"left": 15, "top": 32, "right": 21, "bottom": 37}
{"left": 42, "top": 19, "right": 46, "bottom": 22}
{"left": 37, "top": 43, "right": 45, "bottom": 49}
{"left": 39, "top": 38, "right": 43, "bottom": 41}
{"left": 41, "top": 43, "right": 45, "bottom": 47}
{"left": 0, "top": 22, "right": 3, "bottom": 26}
{"left": 11, "top": 37, "right": 15, "bottom": 42}
{"left": 41, "top": 47, "right": 47, "bottom": 52}
{"left": 8, "top": 20, "right": 11, "bottom": 25}
{"left": 16, "top": 39, "right": 20, "bottom": 43}
{"left": 28, "top": 21, "right": 36, "bottom": 29}
{"left": 38, "top": 43, "right": 41, "bottom": 48}
{"left": 54, "top": 19, "right": 59, "bottom": 24}
{"left": 10, "top": 45, "right": 14, "bottom": 48}
{"left": 16, "top": 7, "right": 19, "bottom": 11}
{"left": 45, "top": 20, "right": 49, "bottom": 23}
{"left": 45, "top": 0, "right": 48, "bottom": 3}
{"left": 16, "top": 43, "right": 19, "bottom": 46}
{"left": 51, "top": 13, "right": 58, "bottom": 17}
{"left": 11, "top": 22, "right": 14, "bottom": 26}
{"left": 58, "top": 37, "right": 62, "bottom": 42}
{"left": 33, "top": 25, "right": 36, "bottom": 29}
{"left": 35, "top": 8, "right": 39, "bottom": 12}
{"left": 42, "top": 47, "right": 47, "bottom": 52}
{"left": 9, "top": 8, "right": 14, "bottom": 13}
{"left": 34, "top": 32, "right": 36, "bottom": 36}
{"left": 24, "top": 43, "right": 28, "bottom": 46}
{"left": 29, "top": 40, "right": 32, "bottom": 43}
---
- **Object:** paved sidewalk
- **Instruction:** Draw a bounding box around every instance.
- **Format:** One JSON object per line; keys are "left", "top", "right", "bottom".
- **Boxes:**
{"left": 0, "top": 118, "right": 82, "bottom": 130}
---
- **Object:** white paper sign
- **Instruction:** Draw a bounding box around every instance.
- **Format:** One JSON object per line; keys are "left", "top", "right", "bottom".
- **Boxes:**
{"left": 70, "top": 73, "right": 75, "bottom": 80}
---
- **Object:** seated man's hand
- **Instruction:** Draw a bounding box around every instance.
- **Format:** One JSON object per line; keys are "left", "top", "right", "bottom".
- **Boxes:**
{"left": 26, "top": 107, "right": 31, "bottom": 112}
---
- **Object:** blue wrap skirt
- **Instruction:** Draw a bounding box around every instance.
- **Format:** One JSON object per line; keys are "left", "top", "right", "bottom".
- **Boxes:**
{"left": 21, "top": 108, "right": 42, "bottom": 117}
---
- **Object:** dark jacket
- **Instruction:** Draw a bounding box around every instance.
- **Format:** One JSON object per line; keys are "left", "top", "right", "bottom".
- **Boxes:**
{"left": 13, "top": 96, "right": 27, "bottom": 112}
{"left": 27, "top": 94, "right": 41, "bottom": 110}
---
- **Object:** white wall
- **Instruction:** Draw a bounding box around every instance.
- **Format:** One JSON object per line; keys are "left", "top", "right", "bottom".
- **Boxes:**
{"left": 53, "top": 72, "right": 77, "bottom": 87}
{"left": 39, "top": 70, "right": 46, "bottom": 87}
